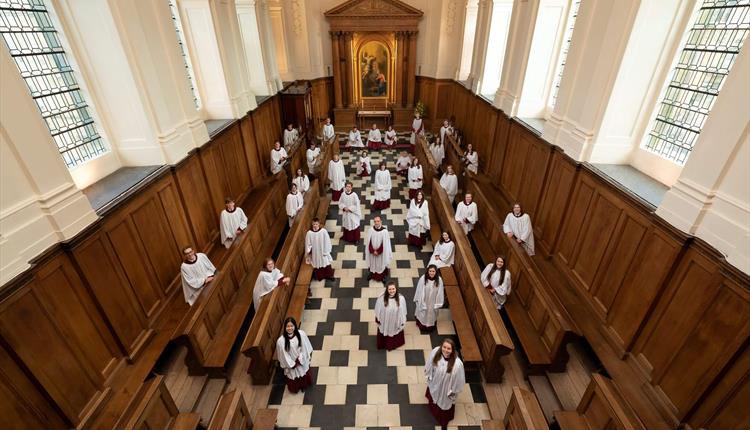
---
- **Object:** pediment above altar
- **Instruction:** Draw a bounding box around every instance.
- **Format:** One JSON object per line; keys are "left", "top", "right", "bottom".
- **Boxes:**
{"left": 325, "top": 0, "right": 423, "bottom": 32}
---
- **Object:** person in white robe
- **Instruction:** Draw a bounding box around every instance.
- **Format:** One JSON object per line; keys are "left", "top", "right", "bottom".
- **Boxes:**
{"left": 406, "top": 191, "right": 430, "bottom": 247}
{"left": 293, "top": 169, "right": 310, "bottom": 195}
{"left": 219, "top": 198, "right": 248, "bottom": 249}
{"left": 414, "top": 265, "right": 444, "bottom": 332}
{"left": 425, "top": 339, "right": 465, "bottom": 427}
{"left": 339, "top": 182, "right": 362, "bottom": 243}
{"left": 367, "top": 123, "right": 382, "bottom": 150}
{"left": 347, "top": 126, "right": 364, "bottom": 148}
{"left": 374, "top": 282, "right": 407, "bottom": 350}
{"left": 410, "top": 112, "right": 424, "bottom": 145}
{"left": 305, "top": 217, "right": 334, "bottom": 280}
{"left": 428, "top": 231, "right": 455, "bottom": 268}
{"left": 384, "top": 125, "right": 397, "bottom": 146}
{"left": 372, "top": 162, "right": 392, "bottom": 210}
{"left": 463, "top": 144, "right": 478, "bottom": 174}
{"left": 439, "top": 165, "right": 459, "bottom": 204}
{"left": 285, "top": 184, "right": 304, "bottom": 227}
{"left": 408, "top": 159, "right": 424, "bottom": 200}
{"left": 328, "top": 153, "right": 346, "bottom": 202}
{"left": 356, "top": 151, "right": 371, "bottom": 177}
{"left": 454, "top": 193, "right": 478, "bottom": 235}
{"left": 306, "top": 142, "right": 321, "bottom": 176}
{"left": 180, "top": 247, "right": 216, "bottom": 306}
{"left": 365, "top": 216, "right": 392, "bottom": 281}
{"left": 283, "top": 123, "right": 298, "bottom": 148}
{"left": 276, "top": 317, "right": 314, "bottom": 393}
{"left": 396, "top": 151, "right": 412, "bottom": 177}
{"left": 439, "top": 119, "right": 454, "bottom": 143}
{"left": 322, "top": 117, "right": 335, "bottom": 142}
{"left": 253, "top": 258, "right": 289, "bottom": 312}
{"left": 481, "top": 256, "right": 511, "bottom": 309}
{"left": 503, "top": 203, "right": 535, "bottom": 256}
{"left": 430, "top": 137, "right": 445, "bottom": 166}
{"left": 270, "top": 141, "right": 288, "bottom": 174}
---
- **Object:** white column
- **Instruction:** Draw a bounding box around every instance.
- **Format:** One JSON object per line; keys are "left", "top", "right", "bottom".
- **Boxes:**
{"left": 236, "top": 0, "right": 272, "bottom": 95}
{"left": 479, "top": 0, "right": 514, "bottom": 95}
{"left": 657, "top": 43, "right": 750, "bottom": 274}
{"left": 178, "top": 0, "right": 253, "bottom": 118}
{"left": 109, "top": 0, "right": 209, "bottom": 163}
{"left": 457, "top": 0, "right": 479, "bottom": 81}
{"left": 256, "top": 0, "right": 284, "bottom": 91}
{"left": 541, "top": 0, "right": 642, "bottom": 160}
{"left": 435, "top": 0, "right": 469, "bottom": 79}
{"left": 494, "top": 0, "right": 540, "bottom": 114}
{"left": 0, "top": 47, "right": 98, "bottom": 285}
{"left": 466, "top": 0, "right": 493, "bottom": 93}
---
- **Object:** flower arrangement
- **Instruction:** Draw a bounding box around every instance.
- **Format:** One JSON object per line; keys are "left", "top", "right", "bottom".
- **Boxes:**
{"left": 415, "top": 100, "right": 427, "bottom": 118}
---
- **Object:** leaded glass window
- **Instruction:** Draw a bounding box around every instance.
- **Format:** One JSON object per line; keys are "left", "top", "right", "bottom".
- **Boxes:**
{"left": 550, "top": 0, "right": 581, "bottom": 108}
{"left": 644, "top": 0, "right": 750, "bottom": 164}
{"left": 0, "top": 0, "right": 108, "bottom": 168}
{"left": 168, "top": 0, "right": 201, "bottom": 109}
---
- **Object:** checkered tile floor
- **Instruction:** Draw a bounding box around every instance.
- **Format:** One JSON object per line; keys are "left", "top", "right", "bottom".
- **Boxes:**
{"left": 268, "top": 149, "right": 489, "bottom": 430}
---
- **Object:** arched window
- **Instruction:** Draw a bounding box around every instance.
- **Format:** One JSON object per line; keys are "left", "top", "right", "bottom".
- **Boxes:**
{"left": 168, "top": 0, "right": 201, "bottom": 109}
{"left": 480, "top": 0, "right": 514, "bottom": 97}
{"left": 0, "top": 0, "right": 109, "bottom": 168}
{"left": 643, "top": 0, "right": 750, "bottom": 164}
{"left": 549, "top": 0, "right": 580, "bottom": 108}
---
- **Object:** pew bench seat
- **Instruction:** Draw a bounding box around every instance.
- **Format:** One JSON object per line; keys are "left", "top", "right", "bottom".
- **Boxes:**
{"left": 207, "top": 390, "right": 252, "bottom": 430}
{"left": 554, "top": 411, "right": 589, "bottom": 430}
{"left": 481, "top": 419, "right": 507, "bottom": 430}
{"left": 289, "top": 264, "right": 313, "bottom": 323}
{"left": 253, "top": 409, "right": 279, "bottom": 430}
{"left": 443, "top": 281, "right": 482, "bottom": 366}
{"left": 172, "top": 413, "right": 201, "bottom": 430}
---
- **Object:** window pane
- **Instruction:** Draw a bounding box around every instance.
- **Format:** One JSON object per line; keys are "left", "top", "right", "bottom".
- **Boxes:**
{"left": 644, "top": 0, "right": 750, "bottom": 164}
{"left": 550, "top": 0, "right": 581, "bottom": 108}
{"left": 0, "top": 0, "right": 108, "bottom": 168}
{"left": 168, "top": 0, "right": 201, "bottom": 109}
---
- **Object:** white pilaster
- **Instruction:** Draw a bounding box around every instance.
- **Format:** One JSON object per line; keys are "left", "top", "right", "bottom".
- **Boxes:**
{"left": 467, "top": 0, "right": 493, "bottom": 93}
{"left": 257, "top": 0, "right": 284, "bottom": 91}
{"left": 457, "top": 0, "right": 479, "bottom": 81}
{"left": 237, "top": 0, "right": 273, "bottom": 95}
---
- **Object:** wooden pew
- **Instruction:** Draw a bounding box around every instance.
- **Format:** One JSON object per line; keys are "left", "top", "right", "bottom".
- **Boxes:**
{"left": 466, "top": 176, "right": 579, "bottom": 373}
{"left": 554, "top": 374, "right": 645, "bottom": 430}
{"left": 172, "top": 175, "right": 288, "bottom": 375}
{"left": 444, "top": 132, "right": 465, "bottom": 194}
{"left": 239, "top": 182, "right": 322, "bottom": 384}
{"left": 253, "top": 409, "right": 279, "bottom": 430}
{"left": 415, "top": 134, "right": 438, "bottom": 194}
{"left": 114, "top": 375, "right": 201, "bottom": 430}
{"left": 206, "top": 390, "right": 251, "bottom": 430}
{"left": 482, "top": 419, "right": 507, "bottom": 430}
{"left": 503, "top": 386, "right": 548, "bottom": 430}
{"left": 317, "top": 134, "right": 339, "bottom": 196}
{"left": 430, "top": 178, "right": 515, "bottom": 382}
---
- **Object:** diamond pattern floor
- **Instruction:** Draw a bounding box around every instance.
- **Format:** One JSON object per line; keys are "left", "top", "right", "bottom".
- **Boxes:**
{"left": 267, "top": 149, "right": 490, "bottom": 430}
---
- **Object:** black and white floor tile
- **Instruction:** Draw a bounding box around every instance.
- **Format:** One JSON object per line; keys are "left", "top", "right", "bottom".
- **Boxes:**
{"left": 268, "top": 149, "right": 490, "bottom": 430}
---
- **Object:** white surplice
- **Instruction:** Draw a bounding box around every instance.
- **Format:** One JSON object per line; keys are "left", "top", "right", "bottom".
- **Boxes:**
{"left": 373, "top": 169, "right": 392, "bottom": 203}
{"left": 365, "top": 226, "right": 392, "bottom": 274}
{"left": 454, "top": 201, "right": 478, "bottom": 234}
{"left": 424, "top": 347, "right": 466, "bottom": 410}
{"left": 293, "top": 175, "right": 310, "bottom": 195}
{"left": 384, "top": 129, "right": 397, "bottom": 145}
{"left": 428, "top": 240, "right": 455, "bottom": 268}
{"left": 306, "top": 147, "right": 320, "bottom": 174}
{"left": 276, "top": 330, "right": 313, "bottom": 380}
{"left": 407, "top": 199, "right": 430, "bottom": 238}
{"left": 348, "top": 130, "right": 364, "bottom": 147}
{"left": 219, "top": 207, "right": 248, "bottom": 249}
{"left": 396, "top": 155, "right": 412, "bottom": 173}
{"left": 440, "top": 125, "right": 453, "bottom": 143}
{"left": 439, "top": 172, "right": 458, "bottom": 203}
{"left": 367, "top": 128, "right": 382, "bottom": 143}
{"left": 253, "top": 268, "right": 284, "bottom": 311}
{"left": 374, "top": 293, "right": 407, "bottom": 336}
{"left": 481, "top": 264, "right": 512, "bottom": 309}
{"left": 430, "top": 142, "right": 445, "bottom": 165}
{"left": 410, "top": 117, "right": 424, "bottom": 145}
{"left": 414, "top": 276, "right": 444, "bottom": 327}
{"left": 464, "top": 151, "right": 478, "bottom": 174}
{"left": 503, "top": 213, "right": 535, "bottom": 256}
{"left": 357, "top": 156, "right": 371, "bottom": 176}
{"left": 270, "top": 147, "right": 288, "bottom": 174}
{"left": 305, "top": 227, "right": 333, "bottom": 269}
{"left": 285, "top": 192, "right": 304, "bottom": 226}
{"left": 408, "top": 165, "right": 423, "bottom": 190}
{"left": 283, "top": 128, "right": 298, "bottom": 147}
{"left": 328, "top": 159, "right": 346, "bottom": 192}
{"left": 322, "top": 123, "right": 335, "bottom": 141}
{"left": 181, "top": 253, "right": 216, "bottom": 306}
{"left": 339, "top": 191, "right": 362, "bottom": 231}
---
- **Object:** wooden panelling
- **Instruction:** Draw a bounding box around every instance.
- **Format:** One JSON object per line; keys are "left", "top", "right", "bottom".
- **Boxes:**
{"left": 239, "top": 115, "right": 264, "bottom": 186}
{"left": 535, "top": 149, "right": 578, "bottom": 254}
{"left": 0, "top": 255, "right": 117, "bottom": 427}
{"left": 564, "top": 374, "right": 645, "bottom": 430}
{"left": 174, "top": 154, "right": 216, "bottom": 251}
{"left": 500, "top": 123, "right": 552, "bottom": 215}
{"left": 252, "top": 96, "right": 283, "bottom": 174}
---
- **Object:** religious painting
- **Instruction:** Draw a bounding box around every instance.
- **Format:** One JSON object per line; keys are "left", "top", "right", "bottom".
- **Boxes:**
{"left": 359, "top": 41, "right": 389, "bottom": 98}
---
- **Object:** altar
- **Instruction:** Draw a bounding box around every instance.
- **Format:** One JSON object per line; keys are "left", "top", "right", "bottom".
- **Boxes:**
{"left": 357, "top": 110, "right": 391, "bottom": 130}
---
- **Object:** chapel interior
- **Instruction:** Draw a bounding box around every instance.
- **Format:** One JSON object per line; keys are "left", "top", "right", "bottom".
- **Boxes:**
{"left": 0, "top": 0, "right": 748, "bottom": 429}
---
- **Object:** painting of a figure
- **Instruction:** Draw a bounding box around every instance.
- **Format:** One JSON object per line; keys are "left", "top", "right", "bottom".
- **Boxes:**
{"left": 360, "top": 41, "right": 388, "bottom": 97}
